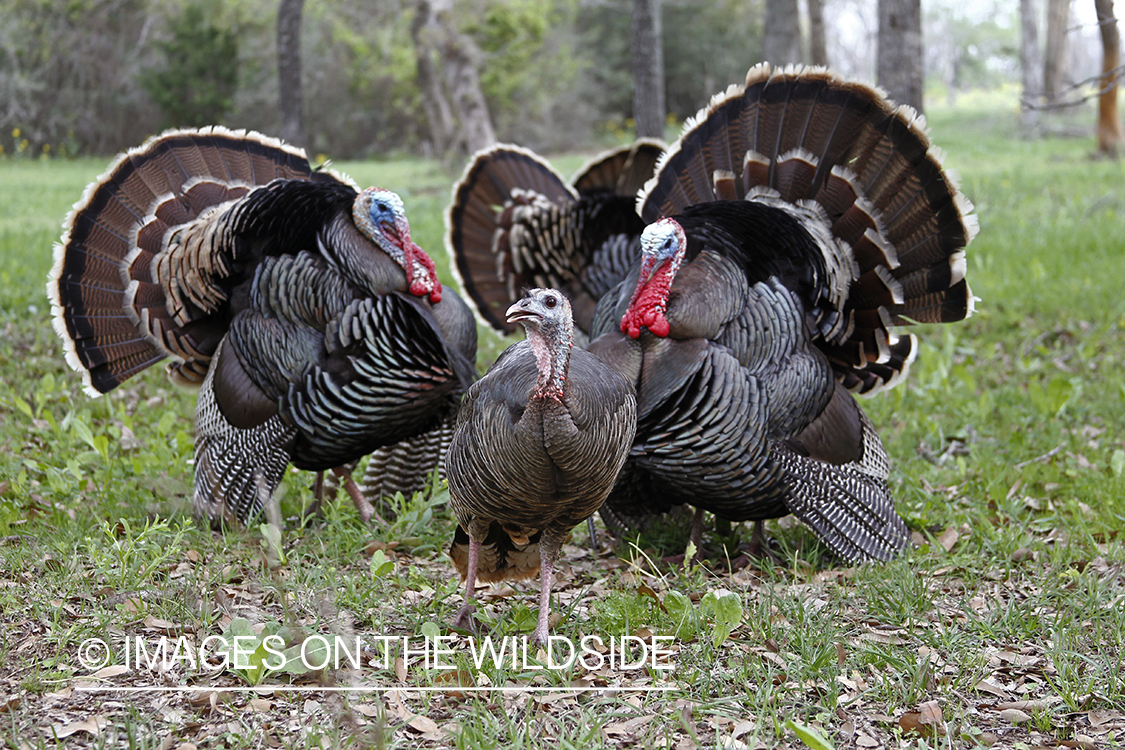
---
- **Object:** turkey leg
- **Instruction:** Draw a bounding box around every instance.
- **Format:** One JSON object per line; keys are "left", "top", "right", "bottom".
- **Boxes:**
{"left": 451, "top": 536, "right": 481, "bottom": 631}
{"left": 532, "top": 534, "right": 564, "bottom": 645}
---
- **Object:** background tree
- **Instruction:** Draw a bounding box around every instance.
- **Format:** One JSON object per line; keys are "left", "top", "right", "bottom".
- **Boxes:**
{"left": 277, "top": 0, "right": 305, "bottom": 148}
{"left": 877, "top": 0, "right": 924, "bottom": 111}
{"left": 764, "top": 0, "right": 802, "bottom": 64}
{"left": 140, "top": 2, "right": 240, "bottom": 129}
{"left": 808, "top": 0, "right": 829, "bottom": 66}
{"left": 411, "top": 0, "right": 495, "bottom": 158}
{"left": 1095, "top": 0, "right": 1124, "bottom": 155}
{"left": 1020, "top": 0, "right": 1042, "bottom": 128}
{"left": 632, "top": 0, "right": 666, "bottom": 139}
{"left": 1043, "top": 0, "right": 1071, "bottom": 104}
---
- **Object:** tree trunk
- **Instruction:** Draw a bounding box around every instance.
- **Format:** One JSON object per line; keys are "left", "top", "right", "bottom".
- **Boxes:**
{"left": 412, "top": 0, "right": 456, "bottom": 155}
{"left": 1020, "top": 0, "right": 1042, "bottom": 128}
{"left": 877, "top": 0, "right": 923, "bottom": 112}
{"left": 808, "top": 0, "right": 828, "bottom": 67}
{"left": 764, "top": 0, "right": 802, "bottom": 65}
{"left": 1096, "top": 0, "right": 1125, "bottom": 155}
{"left": 1044, "top": 0, "right": 1071, "bottom": 104}
{"left": 632, "top": 0, "right": 666, "bottom": 139}
{"left": 442, "top": 28, "right": 496, "bottom": 155}
{"left": 277, "top": 0, "right": 305, "bottom": 148}
{"left": 411, "top": 0, "right": 495, "bottom": 158}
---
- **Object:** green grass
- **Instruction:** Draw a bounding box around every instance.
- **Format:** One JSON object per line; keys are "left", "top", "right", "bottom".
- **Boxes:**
{"left": 1, "top": 104, "right": 1124, "bottom": 748}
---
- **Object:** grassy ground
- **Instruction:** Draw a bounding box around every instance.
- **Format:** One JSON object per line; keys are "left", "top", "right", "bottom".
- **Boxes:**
{"left": 0, "top": 100, "right": 1123, "bottom": 749}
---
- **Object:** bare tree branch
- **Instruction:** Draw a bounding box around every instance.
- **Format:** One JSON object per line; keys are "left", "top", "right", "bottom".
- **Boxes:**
{"left": 1022, "top": 65, "right": 1125, "bottom": 110}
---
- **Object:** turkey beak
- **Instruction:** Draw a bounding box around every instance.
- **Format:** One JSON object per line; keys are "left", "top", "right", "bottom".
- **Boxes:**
{"left": 505, "top": 300, "right": 540, "bottom": 324}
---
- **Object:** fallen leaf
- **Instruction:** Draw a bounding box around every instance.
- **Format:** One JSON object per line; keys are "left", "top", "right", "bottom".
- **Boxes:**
{"left": 1089, "top": 710, "right": 1125, "bottom": 726}
{"left": 855, "top": 730, "right": 881, "bottom": 748}
{"left": 407, "top": 715, "right": 442, "bottom": 734}
{"left": 394, "top": 656, "right": 407, "bottom": 682}
{"left": 53, "top": 715, "right": 110, "bottom": 738}
{"left": 92, "top": 664, "right": 129, "bottom": 679}
{"left": 999, "top": 708, "right": 1031, "bottom": 724}
{"left": 604, "top": 715, "right": 657, "bottom": 737}
{"left": 248, "top": 698, "right": 271, "bottom": 711}
{"left": 353, "top": 703, "right": 381, "bottom": 718}
{"left": 938, "top": 527, "right": 959, "bottom": 552}
{"left": 919, "top": 700, "right": 943, "bottom": 724}
{"left": 996, "top": 697, "right": 1061, "bottom": 711}
{"left": 143, "top": 615, "right": 178, "bottom": 633}
{"left": 975, "top": 679, "right": 1011, "bottom": 698}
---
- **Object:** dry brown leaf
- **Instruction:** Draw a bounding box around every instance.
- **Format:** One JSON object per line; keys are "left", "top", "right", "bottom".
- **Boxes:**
{"left": 938, "top": 527, "right": 959, "bottom": 552}
{"left": 1089, "top": 710, "right": 1125, "bottom": 726}
{"left": 353, "top": 703, "right": 381, "bottom": 718}
{"left": 302, "top": 699, "right": 320, "bottom": 714}
{"left": 394, "top": 656, "right": 407, "bottom": 682}
{"left": 855, "top": 730, "right": 881, "bottom": 747}
{"left": 407, "top": 715, "right": 444, "bottom": 736}
{"left": 248, "top": 698, "right": 271, "bottom": 711}
{"left": 92, "top": 664, "right": 129, "bottom": 679}
{"left": 143, "top": 615, "right": 179, "bottom": 633}
{"left": 604, "top": 715, "right": 657, "bottom": 737}
{"left": 53, "top": 715, "right": 110, "bottom": 738}
{"left": 0, "top": 695, "right": 20, "bottom": 713}
{"left": 999, "top": 708, "right": 1031, "bottom": 724}
{"left": 975, "top": 679, "right": 1011, "bottom": 698}
{"left": 919, "top": 700, "right": 943, "bottom": 724}
{"left": 996, "top": 697, "right": 1060, "bottom": 711}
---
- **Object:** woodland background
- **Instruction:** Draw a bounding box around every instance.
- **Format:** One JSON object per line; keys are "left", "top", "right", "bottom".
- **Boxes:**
{"left": 0, "top": 0, "right": 1116, "bottom": 164}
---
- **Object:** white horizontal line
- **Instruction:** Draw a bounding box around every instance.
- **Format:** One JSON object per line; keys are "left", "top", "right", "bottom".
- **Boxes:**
{"left": 74, "top": 685, "right": 676, "bottom": 694}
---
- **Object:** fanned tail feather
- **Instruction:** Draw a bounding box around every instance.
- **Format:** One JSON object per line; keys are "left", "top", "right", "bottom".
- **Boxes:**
{"left": 49, "top": 127, "right": 316, "bottom": 395}
{"left": 638, "top": 63, "right": 977, "bottom": 394}
{"left": 445, "top": 145, "right": 577, "bottom": 333}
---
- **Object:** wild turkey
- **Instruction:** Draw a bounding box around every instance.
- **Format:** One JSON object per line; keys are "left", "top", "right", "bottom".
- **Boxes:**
{"left": 585, "top": 64, "right": 977, "bottom": 562}
{"left": 446, "top": 139, "right": 663, "bottom": 341}
{"left": 448, "top": 64, "right": 978, "bottom": 563}
{"left": 48, "top": 126, "right": 477, "bottom": 527}
{"left": 445, "top": 288, "right": 636, "bottom": 644}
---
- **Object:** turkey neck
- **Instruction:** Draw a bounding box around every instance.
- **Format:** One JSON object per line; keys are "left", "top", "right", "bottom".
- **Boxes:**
{"left": 526, "top": 324, "right": 572, "bottom": 400}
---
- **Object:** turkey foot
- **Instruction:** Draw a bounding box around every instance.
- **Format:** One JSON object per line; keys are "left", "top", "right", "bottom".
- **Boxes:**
{"left": 331, "top": 466, "right": 386, "bottom": 525}
{"left": 450, "top": 602, "right": 480, "bottom": 634}
{"left": 729, "top": 521, "right": 783, "bottom": 569}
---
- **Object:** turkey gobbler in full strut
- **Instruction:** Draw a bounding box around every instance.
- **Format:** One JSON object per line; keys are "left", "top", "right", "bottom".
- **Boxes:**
{"left": 49, "top": 127, "right": 477, "bottom": 527}
{"left": 445, "top": 288, "right": 636, "bottom": 645}
{"left": 587, "top": 63, "right": 978, "bottom": 562}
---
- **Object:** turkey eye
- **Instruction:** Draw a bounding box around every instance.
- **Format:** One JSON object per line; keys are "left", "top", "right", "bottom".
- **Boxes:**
{"left": 545, "top": 296, "right": 557, "bottom": 309}
{"left": 376, "top": 203, "right": 388, "bottom": 213}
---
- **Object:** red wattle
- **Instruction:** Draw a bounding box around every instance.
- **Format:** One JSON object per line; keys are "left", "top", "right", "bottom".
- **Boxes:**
{"left": 620, "top": 263, "right": 674, "bottom": 338}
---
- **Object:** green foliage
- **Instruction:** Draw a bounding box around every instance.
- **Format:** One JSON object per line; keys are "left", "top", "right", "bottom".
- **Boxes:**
{"left": 785, "top": 719, "right": 835, "bottom": 750}
{"left": 85, "top": 517, "right": 192, "bottom": 591}
{"left": 218, "top": 616, "right": 328, "bottom": 686}
{"left": 139, "top": 2, "right": 241, "bottom": 128}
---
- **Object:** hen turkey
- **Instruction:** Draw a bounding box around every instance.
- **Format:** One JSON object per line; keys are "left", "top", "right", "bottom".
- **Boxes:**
{"left": 448, "top": 64, "right": 977, "bottom": 563}
{"left": 49, "top": 127, "right": 477, "bottom": 527}
{"left": 445, "top": 288, "right": 636, "bottom": 644}
{"left": 446, "top": 139, "right": 663, "bottom": 341}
